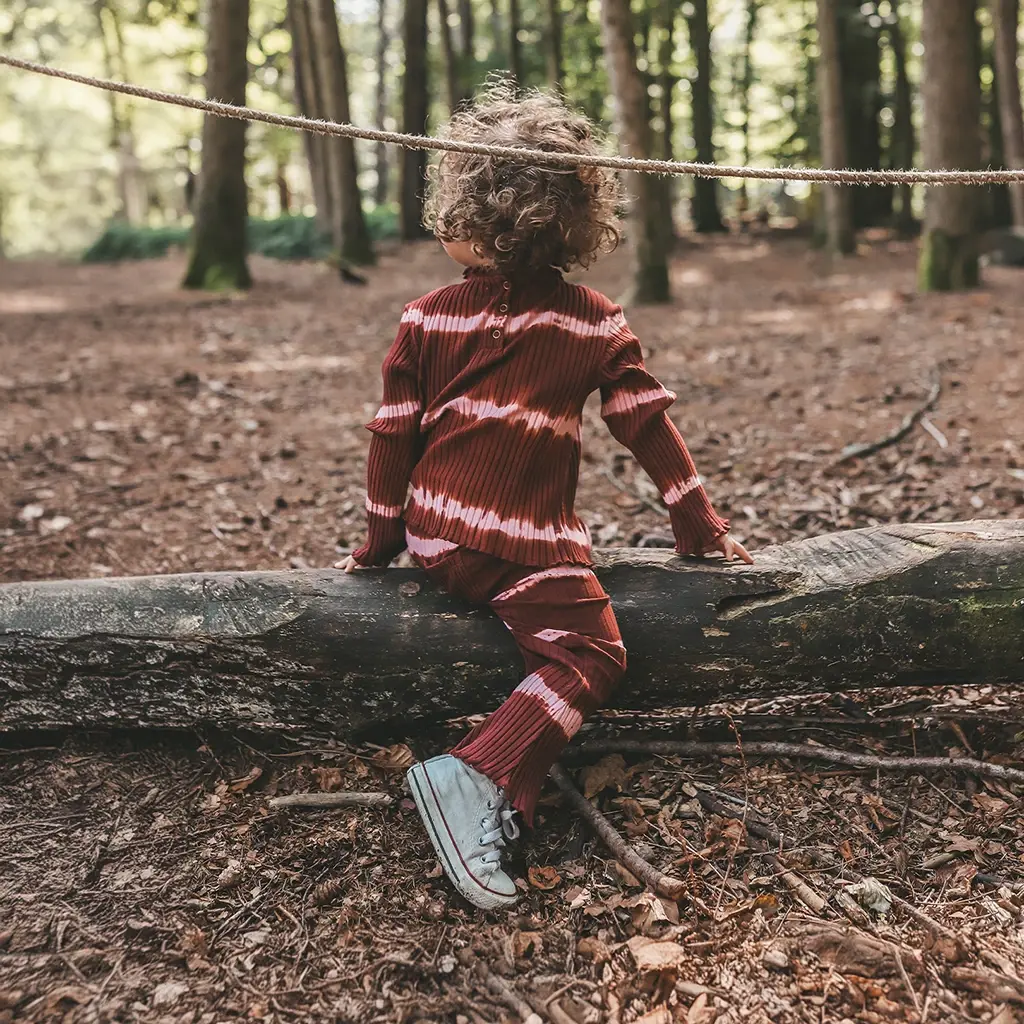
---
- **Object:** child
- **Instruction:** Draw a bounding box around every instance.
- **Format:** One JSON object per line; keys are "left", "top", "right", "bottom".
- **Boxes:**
{"left": 341, "top": 87, "right": 752, "bottom": 911}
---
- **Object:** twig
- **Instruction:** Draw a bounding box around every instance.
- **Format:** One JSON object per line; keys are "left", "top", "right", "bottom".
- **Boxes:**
{"left": 768, "top": 855, "right": 828, "bottom": 915}
{"left": 268, "top": 792, "right": 393, "bottom": 810}
{"left": 549, "top": 763, "right": 686, "bottom": 901}
{"left": 484, "top": 970, "right": 543, "bottom": 1024}
{"left": 576, "top": 738, "right": 1024, "bottom": 786}
{"left": 835, "top": 368, "right": 942, "bottom": 464}
{"left": 892, "top": 943, "right": 923, "bottom": 1016}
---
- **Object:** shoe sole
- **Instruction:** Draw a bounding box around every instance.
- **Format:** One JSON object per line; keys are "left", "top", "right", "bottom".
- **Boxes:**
{"left": 407, "top": 762, "right": 518, "bottom": 911}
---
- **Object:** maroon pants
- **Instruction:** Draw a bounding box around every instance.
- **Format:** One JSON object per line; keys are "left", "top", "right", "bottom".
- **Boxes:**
{"left": 407, "top": 530, "right": 627, "bottom": 825}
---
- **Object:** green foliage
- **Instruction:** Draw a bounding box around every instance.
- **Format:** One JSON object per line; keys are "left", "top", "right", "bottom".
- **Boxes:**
{"left": 82, "top": 207, "right": 399, "bottom": 264}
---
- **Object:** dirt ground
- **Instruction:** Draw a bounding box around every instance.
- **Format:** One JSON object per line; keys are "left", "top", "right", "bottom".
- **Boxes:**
{"left": 2, "top": 233, "right": 1024, "bottom": 1023}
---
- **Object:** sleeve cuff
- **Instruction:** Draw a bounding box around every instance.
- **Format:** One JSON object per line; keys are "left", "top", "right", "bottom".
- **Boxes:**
{"left": 669, "top": 490, "right": 730, "bottom": 555}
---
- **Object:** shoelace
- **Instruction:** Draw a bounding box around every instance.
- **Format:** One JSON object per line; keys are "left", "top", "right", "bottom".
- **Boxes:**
{"left": 478, "top": 794, "right": 520, "bottom": 870}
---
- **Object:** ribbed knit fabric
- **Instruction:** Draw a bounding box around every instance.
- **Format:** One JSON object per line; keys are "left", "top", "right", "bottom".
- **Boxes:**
{"left": 406, "top": 527, "right": 626, "bottom": 826}
{"left": 353, "top": 266, "right": 729, "bottom": 568}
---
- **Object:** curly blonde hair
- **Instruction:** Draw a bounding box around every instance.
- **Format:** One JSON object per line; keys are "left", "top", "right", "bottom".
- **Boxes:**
{"left": 424, "top": 85, "right": 623, "bottom": 275}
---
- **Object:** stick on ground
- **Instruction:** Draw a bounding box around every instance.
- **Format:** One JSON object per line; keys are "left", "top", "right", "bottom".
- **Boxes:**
{"left": 268, "top": 791, "right": 393, "bottom": 810}
{"left": 836, "top": 369, "right": 942, "bottom": 464}
{"left": 577, "top": 739, "right": 1024, "bottom": 786}
{"left": 549, "top": 763, "right": 686, "bottom": 901}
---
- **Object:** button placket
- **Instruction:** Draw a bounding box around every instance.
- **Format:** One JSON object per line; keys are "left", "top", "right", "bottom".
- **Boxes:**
{"left": 489, "top": 281, "right": 511, "bottom": 346}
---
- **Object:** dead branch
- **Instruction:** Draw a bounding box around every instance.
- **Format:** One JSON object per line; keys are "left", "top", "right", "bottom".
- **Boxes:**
{"left": 268, "top": 791, "right": 393, "bottom": 810}
{"left": 549, "top": 763, "right": 686, "bottom": 901}
{"left": 483, "top": 969, "right": 543, "bottom": 1024}
{"left": 769, "top": 855, "right": 828, "bottom": 915}
{"left": 835, "top": 368, "right": 942, "bottom": 464}
{"left": 577, "top": 738, "right": 1024, "bottom": 786}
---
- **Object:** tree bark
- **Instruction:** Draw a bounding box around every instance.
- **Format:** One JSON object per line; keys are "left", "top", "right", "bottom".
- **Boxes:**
{"left": 183, "top": 0, "right": 252, "bottom": 291}
{"left": 738, "top": 0, "right": 761, "bottom": 212}
{"left": 838, "top": 1, "right": 889, "bottom": 229}
{"left": 400, "top": 0, "right": 430, "bottom": 240}
{"left": 685, "top": 0, "right": 726, "bottom": 233}
{"left": 887, "top": 2, "right": 916, "bottom": 237}
{"left": 816, "top": 0, "right": 856, "bottom": 254}
{"left": 918, "top": 0, "right": 983, "bottom": 291}
{"left": 546, "top": 0, "right": 564, "bottom": 91}
{"left": 437, "top": 0, "right": 461, "bottom": 111}
{"left": 310, "top": 0, "right": 375, "bottom": 265}
{"left": 458, "top": 0, "right": 475, "bottom": 60}
{"left": 509, "top": 0, "right": 524, "bottom": 87}
{"left": 2, "top": 522, "right": 1021, "bottom": 737}
{"left": 992, "top": 0, "right": 1024, "bottom": 228}
{"left": 287, "top": 0, "right": 332, "bottom": 233}
{"left": 375, "top": 0, "right": 390, "bottom": 206}
{"left": 600, "top": 0, "right": 671, "bottom": 303}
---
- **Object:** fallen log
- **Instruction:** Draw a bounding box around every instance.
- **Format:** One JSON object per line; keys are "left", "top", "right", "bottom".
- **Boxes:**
{"left": 0, "top": 520, "right": 1021, "bottom": 736}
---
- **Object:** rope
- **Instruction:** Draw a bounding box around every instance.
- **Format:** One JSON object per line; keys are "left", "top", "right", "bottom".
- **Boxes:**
{"left": 4, "top": 51, "right": 1024, "bottom": 187}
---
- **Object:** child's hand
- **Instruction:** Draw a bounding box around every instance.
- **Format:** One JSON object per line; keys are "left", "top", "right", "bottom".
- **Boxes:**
{"left": 703, "top": 533, "right": 754, "bottom": 564}
{"left": 335, "top": 555, "right": 366, "bottom": 573}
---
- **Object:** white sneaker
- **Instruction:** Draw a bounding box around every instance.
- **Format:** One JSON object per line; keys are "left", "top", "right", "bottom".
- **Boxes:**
{"left": 407, "top": 755, "right": 520, "bottom": 910}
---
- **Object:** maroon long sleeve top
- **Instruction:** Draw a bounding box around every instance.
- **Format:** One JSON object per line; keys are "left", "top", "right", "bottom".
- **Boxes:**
{"left": 353, "top": 266, "right": 729, "bottom": 568}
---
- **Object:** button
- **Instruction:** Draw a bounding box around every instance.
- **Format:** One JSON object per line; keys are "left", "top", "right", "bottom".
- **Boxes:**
{"left": 492, "top": 329, "right": 502, "bottom": 339}
{"left": 502, "top": 281, "right": 510, "bottom": 290}
{"left": 499, "top": 303, "right": 508, "bottom": 313}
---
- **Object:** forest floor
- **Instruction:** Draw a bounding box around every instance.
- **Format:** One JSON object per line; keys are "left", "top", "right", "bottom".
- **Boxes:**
{"left": 1, "top": 231, "right": 1024, "bottom": 1023}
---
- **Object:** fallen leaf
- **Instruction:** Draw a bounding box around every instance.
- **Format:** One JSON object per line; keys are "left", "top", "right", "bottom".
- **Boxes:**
{"left": 846, "top": 877, "right": 893, "bottom": 916}
{"left": 513, "top": 930, "right": 543, "bottom": 958}
{"left": 314, "top": 767, "right": 344, "bottom": 792}
{"left": 17, "top": 504, "right": 44, "bottom": 523}
{"left": 626, "top": 935, "right": 688, "bottom": 971}
{"left": 528, "top": 865, "right": 561, "bottom": 890}
{"left": 580, "top": 754, "right": 628, "bottom": 799}
{"left": 635, "top": 1007, "right": 672, "bottom": 1024}
{"left": 838, "top": 839, "right": 854, "bottom": 862}
{"left": 612, "top": 861, "right": 642, "bottom": 888}
{"left": 152, "top": 981, "right": 189, "bottom": 1008}
{"left": 622, "top": 891, "right": 671, "bottom": 933}
{"left": 371, "top": 744, "right": 415, "bottom": 772}
{"left": 228, "top": 766, "right": 262, "bottom": 793}
{"left": 217, "top": 862, "right": 242, "bottom": 889}
{"left": 44, "top": 986, "right": 92, "bottom": 1012}
{"left": 563, "top": 885, "right": 591, "bottom": 910}
{"left": 576, "top": 935, "right": 611, "bottom": 963}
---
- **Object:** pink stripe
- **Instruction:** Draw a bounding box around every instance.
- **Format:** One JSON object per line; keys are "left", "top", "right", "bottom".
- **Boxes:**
{"left": 405, "top": 529, "right": 458, "bottom": 559}
{"left": 493, "top": 566, "right": 594, "bottom": 603}
{"left": 534, "top": 628, "right": 571, "bottom": 642}
{"left": 402, "top": 305, "right": 625, "bottom": 342}
{"left": 422, "top": 396, "right": 578, "bottom": 437}
{"left": 373, "top": 400, "right": 421, "bottom": 420}
{"left": 513, "top": 672, "right": 585, "bottom": 739}
{"left": 366, "top": 497, "right": 403, "bottom": 518}
{"left": 601, "top": 386, "right": 675, "bottom": 418}
{"left": 411, "top": 487, "right": 590, "bottom": 548}
{"left": 661, "top": 475, "right": 703, "bottom": 506}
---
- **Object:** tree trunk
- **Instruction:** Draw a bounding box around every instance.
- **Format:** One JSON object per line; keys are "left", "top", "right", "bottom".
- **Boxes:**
{"left": 458, "top": 0, "right": 475, "bottom": 60}
{"left": 287, "top": 0, "right": 332, "bottom": 233}
{"left": 657, "top": 0, "right": 677, "bottom": 236}
{"left": 183, "top": 0, "right": 252, "bottom": 291}
{"left": 310, "top": 0, "right": 375, "bottom": 265}
{"left": 546, "top": 0, "right": 564, "bottom": 91}
{"left": 992, "top": 0, "right": 1024, "bottom": 228}
{"left": 95, "top": 0, "right": 148, "bottom": 225}
{"left": 400, "top": 0, "right": 430, "bottom": 240}
{"left": 685, "top": 0, "right": 726, "bottom": 233}
{"left": 986, "top": 31, "right": 1014, "bottom": 230}
{"left": 918, "top": 0, "right": 983, "bottom": 292}
{"left": 600, "top": 0, "right": 671, "bottom": 304}
{"left": 838, "top": 1, "right": 889, "bottom": 229}
{"left": 375, "top": 0, "right": 390, "bottom": 207}
{"left": 816, "top": 0, "right": 856, "bottom": 255}
{"left": 738, "top": 0, "right": 761, "bottom": 212}
{"left": 3, "top": 522, "right": 1021, "bottom": 737}
{"left": 437, "top": 0, "right": 461, "bottom": 111}
{"left": 509, "top": 0, "right": 524, "bottom": 86}
{"left": 887, "top": 3, "right": 916, "bottom": 237}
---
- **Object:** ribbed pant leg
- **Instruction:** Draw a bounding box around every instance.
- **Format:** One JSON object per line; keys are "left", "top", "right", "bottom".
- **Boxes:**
{"left": 451, "top": 565, "right": 627, "bottom": 826}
